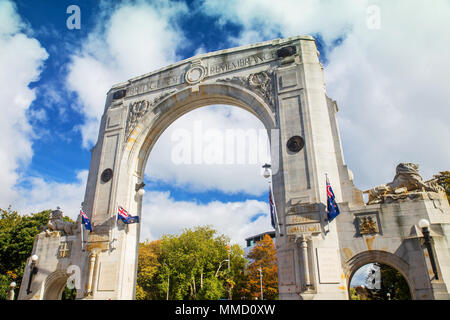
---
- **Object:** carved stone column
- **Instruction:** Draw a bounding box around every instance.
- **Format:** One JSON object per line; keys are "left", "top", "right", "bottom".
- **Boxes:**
{"left": 86, "top": 250, "right": 97, "bottom": 296}
{"left": 298, "top": 236, "right": 313, "bottom": 291}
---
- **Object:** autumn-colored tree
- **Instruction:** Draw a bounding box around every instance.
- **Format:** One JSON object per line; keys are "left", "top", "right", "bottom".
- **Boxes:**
{"left": 136, "top": 240, "right": 161, "bottom": 300}
{"left": 241, "top": 234, "right": 278, "bottom": 300}
{"left": 434, "top": 171, "right": 450, "bottom": 204}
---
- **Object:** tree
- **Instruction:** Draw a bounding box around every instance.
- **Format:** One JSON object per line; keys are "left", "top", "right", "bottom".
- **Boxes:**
{"left": 362, "top": 263, "right": 411, "bottom": 300}
{"left": 0, "top": 207, "right": 56, "bottom": 299}
{"left": 241, "top": 234, "right": 278, "bottom": 300}
{"left": 136, "top": 240, "right": 161, "bottom": 300}
{"left": 0, "top": 208, "right": 50, "bottom": 278}
{"left": 136, "top": 226, "right": 245, "bottom": 300}
{"left": 434, "top": 171, "right": 450, "bottom": 204}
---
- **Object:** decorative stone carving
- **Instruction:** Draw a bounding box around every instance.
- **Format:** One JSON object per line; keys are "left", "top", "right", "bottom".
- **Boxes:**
{"left": 217, "top": 71, "right": 275, "bottom": 110}
{"left": 58, "top": 241, "right": 72, "bottom": 258}
{"left": 364, "top": 163, "right": 444, "bottom": 204}
{"left": 185, "top": 61, "right": 206, "bottom": 84}
{"left": 125, "top": 90, "right": 175, "bottom": 139}
{"left": 42, "top": 207, "right": 79, "bottom": 236}
{"left": 357, "top": 214, "right": 379, "bottom": 235}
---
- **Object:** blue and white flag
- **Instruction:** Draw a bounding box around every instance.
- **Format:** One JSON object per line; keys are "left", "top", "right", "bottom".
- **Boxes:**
{"left": 80, "top": 209, "right": 92, "bottom": 232}
{"left": 117, "top": 206, "right": 140, "bottom": 224}
{"left": 326, "top": 177, "right": 340, "bottom": 222}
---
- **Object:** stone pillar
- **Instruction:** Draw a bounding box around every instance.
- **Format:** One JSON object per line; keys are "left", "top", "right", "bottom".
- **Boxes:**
{"left": 86, "top": 251, "right": 97, "bottom": 296}
{"left": 298, "top": 236, "right": 312, "bottom": 291}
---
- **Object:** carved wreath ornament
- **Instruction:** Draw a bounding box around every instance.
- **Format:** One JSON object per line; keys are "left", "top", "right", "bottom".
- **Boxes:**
{"left": 217, "top": 71, "right": 275, "bottom": 110}
{"left": 125, "top": 91, "right": 175, "bottom": 139}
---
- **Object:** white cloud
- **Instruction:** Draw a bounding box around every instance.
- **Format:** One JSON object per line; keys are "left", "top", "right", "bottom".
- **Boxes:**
{"left": 146, "top": 105, "right": 270, "bottom": 195}
{"left": 66, "top": 0, "right": 188, "bottom": 148}
{"left": 200, "top": 0, "right": 450, "bottom": 189}
{"left": 0, "top": 0, "right": 48, "bottom": 207}
{"left": 14, "top": 171, "right": 88, "bottom": 221}
{"left": 65, "top": 1, "right": 273, "bottom": 197}
{"left": 140, "top": 190, "right": 271, "bottom": 247}
{"left": 0, "top": 1, "right": 86, "bottom": 222}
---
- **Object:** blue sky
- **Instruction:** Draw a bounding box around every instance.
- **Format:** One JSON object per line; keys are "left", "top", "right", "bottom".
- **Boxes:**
{"left": 1, "top": 0, "right": 450, "bottom": 248}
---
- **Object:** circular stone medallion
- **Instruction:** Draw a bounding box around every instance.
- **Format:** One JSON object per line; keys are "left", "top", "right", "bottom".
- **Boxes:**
{"left": 101, "top": 168, "right": 113, "bottom": 183}
{"left": 185, "top": 65, "right": 206, "bottom": 84}
{"left": 286, "top": 136, "right": 305, "bottom": 153}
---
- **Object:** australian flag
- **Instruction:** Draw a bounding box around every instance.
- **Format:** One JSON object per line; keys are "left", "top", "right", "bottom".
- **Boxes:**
{"left": 269, "top": 188, "right": 276, "bottom": 229}
{"left": 80, "top": 209, "right": 92, "bottom": 232}
{"left": 326, "top": 177, "right": 340, "bottom": 222}
{"left": 117, "top": 206, "right": 140, "bottom": 224}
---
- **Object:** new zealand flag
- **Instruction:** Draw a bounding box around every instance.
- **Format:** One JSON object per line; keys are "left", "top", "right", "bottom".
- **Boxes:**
{"left": 80, "top": 209, "right": 92, "bottom": 232}
{"left": 117, "top": 206, "right": 140, "bottom": 224}
{"left": 326, "top": 178, "right": 340, "bottom": 222}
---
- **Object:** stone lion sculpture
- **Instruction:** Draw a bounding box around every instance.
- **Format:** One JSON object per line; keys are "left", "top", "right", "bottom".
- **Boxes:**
{"left": 42, "top": 207, "right": 79, "bottom": 236}
{"left": 365, "top": 163, "right": 443, "bottom": 204}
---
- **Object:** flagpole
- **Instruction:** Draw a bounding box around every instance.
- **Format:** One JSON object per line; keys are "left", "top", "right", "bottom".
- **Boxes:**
{"left": 325, "top": 173, "right": 330, "bottom": 234}
{"left": 80, "top": 207, "right": 84, "bottom": 252}
{"left": 111, "top": 202, "right": 118, "bottom": 249}
{"left": 269, "top": 180, "right": 281, "bottom": 236}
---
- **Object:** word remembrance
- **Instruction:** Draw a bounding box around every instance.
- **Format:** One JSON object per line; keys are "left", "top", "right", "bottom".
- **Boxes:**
{"left": 18, "top": 35, "right": 450, "bottom": 300}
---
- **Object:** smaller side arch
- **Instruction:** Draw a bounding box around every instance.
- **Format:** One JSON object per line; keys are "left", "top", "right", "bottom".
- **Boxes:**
{"left": 344, "top": 250, "right": 415, "bottom": 300}
{"left": 42, "top": 271, "right": 70, "bottom": 300}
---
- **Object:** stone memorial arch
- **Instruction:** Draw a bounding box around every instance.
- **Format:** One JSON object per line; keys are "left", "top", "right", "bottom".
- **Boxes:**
{"left": 19, "top": 36, "right": 450, "bottom": 300}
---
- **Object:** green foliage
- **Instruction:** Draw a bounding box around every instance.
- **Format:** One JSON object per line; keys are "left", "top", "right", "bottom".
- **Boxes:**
{"left": 136, "top": 240, "right": 162, "bottom": 300}
{"left": 198, "top": 276, "right": 223, "bottom": 300}
{"left": 136, "top": 225, "right": 246, "bottom": 300}
{"left": 61, "top": 286, "right": 77, "bottom": 300}
{"left": 349, "top": 287, "right": 361, "bottom": 300}
{"left": 378, "top": 263, "right": 411, "bottom": 300}
{"left": 0, "top": 273, "right": 13, "bottom": 300}
{"left": 0, "top": 207, "right": 50, "bottom": 288}
{"left": 359, "top": 263, "right": 411, "bottom": 300}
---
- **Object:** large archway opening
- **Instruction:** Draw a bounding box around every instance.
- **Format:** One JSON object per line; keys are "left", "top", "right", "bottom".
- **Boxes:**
{"left": 135, "top": 104, "right": 278, "bottom": 300}
{"left": 349, "top": 263, "right": 412, "bottom": 300}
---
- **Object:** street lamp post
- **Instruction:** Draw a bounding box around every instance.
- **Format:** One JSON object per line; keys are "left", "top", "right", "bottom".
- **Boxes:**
{"left": 418, "top": 219, "right": 439, "bottom": 280}
{"left": 259, "top": 266, "right": 263, "bottom": 300}
{"left": 26, "top": 254, "right": 39, "bottom": 295}
{"left": 9, "top": 282, "right": 16, "bottom": 300}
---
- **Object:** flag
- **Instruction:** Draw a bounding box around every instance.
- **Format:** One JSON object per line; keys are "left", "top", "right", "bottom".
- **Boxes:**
{"left": 269, "top": 188, "right": 276, "bottom": 229}
{"left": 326, "top": 177, "right": 340, "bottom": 222}
{"left": 80, "top": 209, "right": 92, "bottom": 232}
{"left": 117, "top": 206, "right": 140, "bottom": 224}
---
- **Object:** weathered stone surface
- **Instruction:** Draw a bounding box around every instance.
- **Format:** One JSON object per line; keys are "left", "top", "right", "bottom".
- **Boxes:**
{"left": 19, "top": 36, "right": 450, "bottom": 300}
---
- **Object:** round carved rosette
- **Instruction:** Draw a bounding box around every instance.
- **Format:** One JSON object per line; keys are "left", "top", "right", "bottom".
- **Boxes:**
{"left": 185, "top": 64, "right": 206, "bottom": 84}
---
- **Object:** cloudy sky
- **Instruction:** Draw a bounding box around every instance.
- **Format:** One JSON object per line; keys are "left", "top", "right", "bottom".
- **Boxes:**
{"left": 1, "top": 0, "right": 449, "bottom": 248}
